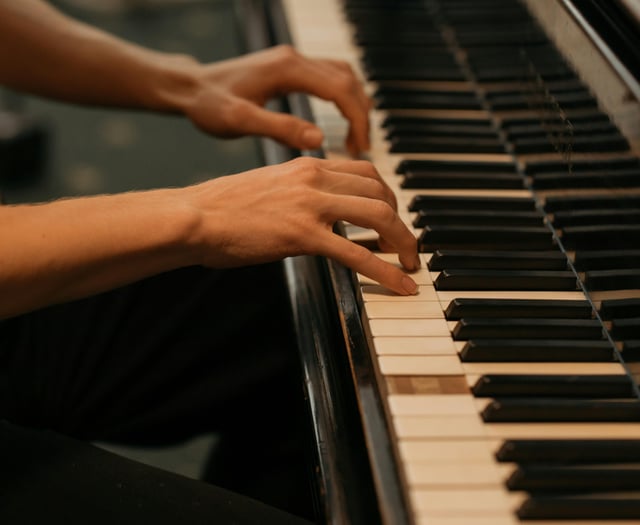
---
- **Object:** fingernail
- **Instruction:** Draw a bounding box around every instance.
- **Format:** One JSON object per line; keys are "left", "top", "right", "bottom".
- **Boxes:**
{"left": 402, "top": 275, "right": 418, "bottom": 295}
{"left": 301, "top": 127, "right": 323, "bottom": 148}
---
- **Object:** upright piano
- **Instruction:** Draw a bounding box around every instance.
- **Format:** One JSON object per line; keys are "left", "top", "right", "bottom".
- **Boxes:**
{"left": 239, "top": 1, "right": 640, "bottom": 523}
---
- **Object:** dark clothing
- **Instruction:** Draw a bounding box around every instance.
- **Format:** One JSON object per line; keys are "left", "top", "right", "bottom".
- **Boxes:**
{"left": 0, "top": 264, "right": 314, "bottom": 524}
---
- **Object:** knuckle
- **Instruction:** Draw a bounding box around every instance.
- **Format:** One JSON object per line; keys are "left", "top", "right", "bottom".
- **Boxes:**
{"left": 370, "top": 199, "right": 396, "bottom": 223}
{"left": 271, "top": 44, "right": 299, "bottom": 65}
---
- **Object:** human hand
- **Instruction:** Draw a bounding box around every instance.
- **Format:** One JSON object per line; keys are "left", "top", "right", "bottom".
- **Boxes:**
{"left": 182, "top": 45, "right": 371, "bottom": 156}
{"left": 184, "top": 157, "right": 419, "bottom": 295}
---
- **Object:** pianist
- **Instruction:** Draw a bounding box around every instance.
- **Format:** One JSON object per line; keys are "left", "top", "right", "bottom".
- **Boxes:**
{"left": 0, "top": 1, "right": 419, "bottom": 524}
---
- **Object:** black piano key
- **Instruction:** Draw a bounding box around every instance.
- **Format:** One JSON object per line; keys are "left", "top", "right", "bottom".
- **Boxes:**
{"left": 518, "top": 495, "right": 640, "bottom": 520}
{"left": 396, "top": 159, "right": 517, "bottom": 175}
{"left": 419, "top": 226, "right": 555, "bottom": 251}
{"left": 481, "top": 399, "right": 640, "bottom": 423}
{"left": 600, "top": 298, "right": 640, "bottom": 320}
{"left": 444, "top": 298, "right": 592, "bottom": 320}
{"left": 385, "top": 122, "right": 497, "bottom": 139}
{"left": 459, "top": 339, "right": 615, "bottom": 362}
{"left": 506, "top": 120, "right": 621, "bottom": 140}
{"left": 573, "top": 249, "right": 640, "bottom": 271}
{"left": 410, "top": 195, "right": 537, "bottom": 213}
{"left": 527, "top": 156, "right": 640, "bottom": 173}
{"left": 611, "top": 318, "right": 640, "bottom": 340}
{"left": 507, "top": 465, "right": 640, "bottom": 492}
{"left": 413, "top": 209, "right": 538, "bottom": 227}
{"left": 496, "top": 439, "right": 640, "bottom": 464}
{"left": 544, "top": 195, "right": 640, "bottom": 213}
{"left": 534, "top": 170, "right": 640, "bottom": 190}
{"left": 503, "top": 111, "right": 612, "bottom": 135}
{"left": 428, "top": 250, "right": 568, "bottom": 271}
{"left": 488, "top": 89, "right": 598, "bottom": 111}
{"left": 552, "top": 209, "right": 640, "bottom": 227}
{"left": 585, "top": 269, "right": 640, "bottom": 291}
{"left": 561, "top": 225, "right": 640, "bottom": 250}
{"left": 513, "top": 134, "right": 629, "bottom": 154}
{"left": 472, "top": 374, "right": 635, "bottom": 398}
{"left": 374, "top": 89, "right": 482, "bottom": 110}
{"left": 435, "top": 269, "right": 577, "bottom": 291}
{"left": 452, "top": 318, "right": 603, "bottom": 340}
{"left": 390, "top": 136, "right": 505, "bottom": 154}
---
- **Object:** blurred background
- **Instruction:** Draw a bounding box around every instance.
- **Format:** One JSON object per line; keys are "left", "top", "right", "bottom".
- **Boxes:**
{"left": 0, "top": 0, "right": 262, "bottom": 480}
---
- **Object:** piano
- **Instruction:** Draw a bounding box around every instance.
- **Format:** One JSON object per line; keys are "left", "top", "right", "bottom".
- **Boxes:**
{"left": 238, "top": 1, "right": 640, "bottom": 523}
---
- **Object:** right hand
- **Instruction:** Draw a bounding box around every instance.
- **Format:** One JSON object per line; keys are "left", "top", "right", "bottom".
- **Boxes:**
{"left": 185, "top": 157, "right": 419, "bottom": 295}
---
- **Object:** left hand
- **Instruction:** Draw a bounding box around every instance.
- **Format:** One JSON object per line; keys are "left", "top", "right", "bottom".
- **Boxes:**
{"left": 182, "top": 45, "right": 372, "bottom": 156}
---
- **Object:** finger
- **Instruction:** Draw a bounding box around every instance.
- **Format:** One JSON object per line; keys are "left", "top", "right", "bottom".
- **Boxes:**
{"left": 319, "top": 231, "right": 418, "bottom": 296}
{"left": 280, "top": 56, "right": 371, "bottom": 154}
{"left": 319, "top": 193, "right": 419, "bottom": 272}
{"left": 231, "top": 99, "right": 325, "bottom": 150}
{"left": 317, "top": 159, "right": 398, "bottom": 210}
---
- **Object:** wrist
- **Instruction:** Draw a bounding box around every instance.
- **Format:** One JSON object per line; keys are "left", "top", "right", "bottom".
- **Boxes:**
{"left": 144, "top": 53, "right": 203, "bottom": 114}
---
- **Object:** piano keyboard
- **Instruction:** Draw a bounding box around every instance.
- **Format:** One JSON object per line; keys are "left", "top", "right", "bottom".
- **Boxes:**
{"left": 282, "top": 0, "right": 640, "bottom": 523}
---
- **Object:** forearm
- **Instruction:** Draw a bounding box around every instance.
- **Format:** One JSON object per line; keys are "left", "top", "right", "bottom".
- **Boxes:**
{"left": 0, "top": 189, "right": 200, "bottom": 319}
{"left": 0, "top": 0, "right": 199, "bottom": 112}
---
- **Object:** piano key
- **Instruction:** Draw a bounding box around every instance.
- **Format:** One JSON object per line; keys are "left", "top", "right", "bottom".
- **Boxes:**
{"left": 487, "top": 89, "right": 598, "bottom": 111}
{"left": 533, "top": 171, "right": 640, "bottom": 191}
{"left": 428, "top": 250, "right": 568, "bottom": 270}
{"left": 561, "top": 225, "right": 640, "bottom": 250}
{"left": 481, "top": 399, "right": 640, "bottom": 423}
{"left": 517, "top": 495, "right": 640, "bottom": 520}
{"left": 459, "top": 339, "right": 616, "bottom": 362}
{"left": 372, "top": 337, "right": 458, "bottom": 356}
{"left": 368, "top": 318, "right": 451, "bottom": 337}
{"left": 444, "top": 298, "right": 593, "bottom": 320}
{"left": 403, "top": 172, "right": 524, "bottom": 189}
{"left": 552, "top": 209, "right": 640, "bottom": 227}
{"left": 507, "top": 465, "right": 640, "bottom": 492}
{"left": 544, "top": 195, "right": 640, "bottom": 213}
{"left": 380, "top": 356, "right": 624, "bottom": 376}
{"left": 374, "top": 89, "right": 482, "bottom": 110}
{"left": 419, "top": 226, "right": 555, "bottom": 251}
{"left": 525, "top": 156, "right": 640, "bottom": 175}
{"left": 495, "top": 439, "right": 640, "bottom": 464}
{"left": 409, "top": 195, "right": 537, "bottom": 213}
{"left": 413, "top": 209, "right": 540, "bottom": 226}
{"left": 365, "top": 301, "right": 444, "bottom": 319}
{"left": 434, "top": 269, "right": 577, "bottom": 291}
{"left": 452, "top": 318, "right": 604, "bottom": 340}
{"left": 390, "top": 136, "right": 506, "bottom": 154}
{"left": 471, "top": 374, "right": 635, "bottom": 398}
{"left": 513, "top": 134, "right": 629, "bottom": 154}
{"left": 585, "top": 269, "right": 640, "bottom": 291}
{"left": 611, "top": 318, "right": 640, "bottom": 340}
{"left": 397, "top": 159, "right": 518, "bottom": 176}
{"left": 573, "top": 250, "right": 640, "bottom": 271}
{"left": 394, "top": 415, "right": 640, "bottom": 439}
{"left": 600, "top": 298, "right": 640, "bottom": 319}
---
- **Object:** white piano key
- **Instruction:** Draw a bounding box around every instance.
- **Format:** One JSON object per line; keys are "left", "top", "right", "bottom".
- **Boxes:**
{"left": 398, "top": 439, "right": 501, "bottom": 464}
{"left": 379, "top": 355, "right": 464, "bottom": 376}
{"left": 394, "top": 415, "right": 640, "bottom": 439}
{"left": 406, "top": 463, "right": 511, "bottom": 487}
{"left": 372, "top": 336, "right": 458, "bottom": 356}
{"left": 365, "top": 301, "right": 445, "bottom": 319}
{"left": 359, "top": 268, "right": 434, "bottom": 287}
{"left": 380, "top": 356, "right": 626, "bottom": 376}
{"left": 436, "top": 290, "right": 588, "bottom": 302}
{"left": 369, "top": 319, "right": 451, "bottom": 338}
{"left": 389, "top": 394, "right": 478, "bottom": 416}
{"left": 410, "top": 488, "right": 523, "bottom": 515}
{"left": 362, "top": 284, "right": 439, "bottom": 302}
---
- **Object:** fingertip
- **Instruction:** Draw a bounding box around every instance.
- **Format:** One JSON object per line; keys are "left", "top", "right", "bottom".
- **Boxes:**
{"left": 301, "top": 127, "right": 324, "bottom": 149}
{"left": 401, "top": 275, "right": 419, "bottom": 295}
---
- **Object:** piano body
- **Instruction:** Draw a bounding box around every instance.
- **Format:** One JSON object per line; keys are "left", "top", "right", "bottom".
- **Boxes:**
{"left": 239, "top": 1, "right": 640, "bottom": 524}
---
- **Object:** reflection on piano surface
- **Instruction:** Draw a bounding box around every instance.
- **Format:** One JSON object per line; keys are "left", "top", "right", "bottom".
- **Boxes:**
{"left": 243, "top": 0, "right": 640, "bottom": 523}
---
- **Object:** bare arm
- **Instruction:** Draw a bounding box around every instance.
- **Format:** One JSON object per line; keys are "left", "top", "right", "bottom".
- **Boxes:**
{"left": 0, "top": 158, "right": 419, "bottom": 319}
{"left": 0, "top": 0, "right": 370, "bottom": 153}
